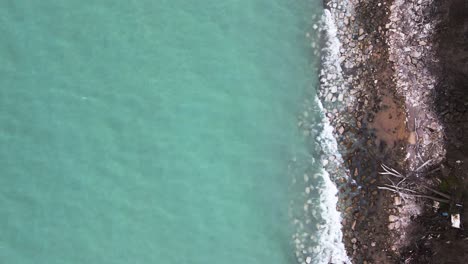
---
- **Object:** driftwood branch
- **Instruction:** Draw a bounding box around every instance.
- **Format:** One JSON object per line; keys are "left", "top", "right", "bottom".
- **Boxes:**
{"left": 379, "top": 164, "right": 404, "bottom": 178}
{"left": 414, "top": 116, "right": 424, "bottom": 163}
{"left": 415, "top": 159, "right": 432, "bottom": 172}
{"left": 377, "top": 186, "right": 450, "bottom": 203}
{"left": 421, "top": 185, "right": 451, "bottom": 199}
{"left": 378, "top": 163, "right": 452, "bottom": 204}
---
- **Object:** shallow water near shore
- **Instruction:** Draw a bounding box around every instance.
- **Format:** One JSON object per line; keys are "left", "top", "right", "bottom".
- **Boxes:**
{"left": 0, "top": 1, "right": 348, "bottom": 263}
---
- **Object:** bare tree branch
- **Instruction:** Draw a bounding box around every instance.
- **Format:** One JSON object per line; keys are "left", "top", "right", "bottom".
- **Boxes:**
{"left": 421, "top": 185, "right": 451, "bottom": 199}
{"left": 378, "top": 163, "right": 452, "bottom": 204}
{"left": 415, "top": 159, "right": 432, "bottom": 172}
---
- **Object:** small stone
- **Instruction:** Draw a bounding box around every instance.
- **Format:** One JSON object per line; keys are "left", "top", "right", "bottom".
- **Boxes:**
{"left": 351, "top": 238, "right": 357, "bottom": 244}
{"left": 338, "top": 93, "right": 344, "bottom": 101}
{"left": 388, "top": 223, "right": 395, "bottom": 230}
{"left": 359, "top": 28, "right": 364, "bottom": 35}
{"left": 411, "top": 51, "right": 421, "bottom": 58}
{"left": 371, "top": 242, "right": 376, "bottom": 247}
{"left": 389, "top": 215, "right": 398, "bottom": 222}
{"left": 394, "top": 196, "right": 402, "bottom": 206}
{"left": 305, "top": 256, "right": 312, "bottom": 264}
{"left": 408, "top": 132, "right": 417, "bottom": 144}
{"left": 395, "top": 221, "right": 401, "bottom": 229}
{"left": 338, "top": 126, "right": 345, "bottom": 135}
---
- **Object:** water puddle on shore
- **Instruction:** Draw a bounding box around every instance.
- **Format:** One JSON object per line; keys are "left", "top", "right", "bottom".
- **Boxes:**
{"left": 368, "top": 94, "right": 409, "bottom": 150}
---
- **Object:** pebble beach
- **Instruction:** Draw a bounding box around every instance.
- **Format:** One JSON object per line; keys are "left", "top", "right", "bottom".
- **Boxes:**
{"left": 310, "top": 0, "right": 468, "bottom": 263}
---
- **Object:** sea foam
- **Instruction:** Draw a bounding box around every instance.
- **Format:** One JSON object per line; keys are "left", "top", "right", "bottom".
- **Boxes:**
{"left": 291, "top": 9, "right": 351, "bottom": 264}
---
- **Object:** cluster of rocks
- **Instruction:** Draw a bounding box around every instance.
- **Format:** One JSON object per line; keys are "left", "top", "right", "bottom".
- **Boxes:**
{"left": 297, "top": 0, "right": 467, "bottom": 262}
{"left": 313, "top": 0, "right": 457, "bottom": 263}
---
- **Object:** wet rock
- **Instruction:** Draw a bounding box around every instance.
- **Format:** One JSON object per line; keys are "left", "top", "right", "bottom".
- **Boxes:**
{"left": 338, "top": 93, "right": 344, "bottom": 101}
{"left": 344, "top": 17, "right": 349, "bottom": 25}
{"left": 338, "top": 126, "right": 345, "bottom": 135}
{"left": 344, "top": 61, "right": 354, "bottom": 69}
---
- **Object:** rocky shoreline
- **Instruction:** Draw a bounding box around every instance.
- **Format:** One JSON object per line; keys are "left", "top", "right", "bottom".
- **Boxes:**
{"left": 315, "top": 0, "right": 467, "bottom": 263}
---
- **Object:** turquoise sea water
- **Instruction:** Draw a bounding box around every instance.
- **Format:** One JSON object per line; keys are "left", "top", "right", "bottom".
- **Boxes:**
{"left": 0, "top": 1, "right": 325, "bottom": 263}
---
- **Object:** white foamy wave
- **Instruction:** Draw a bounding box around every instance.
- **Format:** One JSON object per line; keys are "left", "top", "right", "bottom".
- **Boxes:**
{"left": 317, "top": 9, "right": 355, "bottom": 107}
{"left": 314, "top": 97, "right": 350, "bottom": 264}
{"left": 310, "top": 8, "right": 351, "bottom": 264}
{"left": 321, "top": 9, "right": 342, "bottom": 77}
{"left": 291, "top": 96, "right": 350, "bottom": 264}
{"left": 294, "top": 9, "right": 350, "bottom": 264}
{"left": 291, "top": 7, "right": 352, "bottom": 264}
